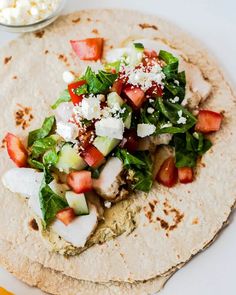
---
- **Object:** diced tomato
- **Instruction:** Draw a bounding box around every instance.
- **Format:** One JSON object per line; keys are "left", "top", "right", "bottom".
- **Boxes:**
{"left": 78, "top": 130, "right": 94, "bottom": 149}
{"left": 6, "top": 133, "right": 28, "bottom": 167}
{"left": 146, "top": 82, "right": 163, "bottom": 98}
{"left": 143, "top": 50, "right": 158, "bottom": 58}
{"left": 56, "top": 208, "right": 76, "bottom": 225}
{"left": 178, "top": 167, "right": 194, "bottom": 184}
{"left": 67, "top": 171, "right": 93, "bottom": 194}
{"left": 68, "top": 80, "right": 87, "bottom": 105}
{"left": 156, "top": 156, "right": 178, "bottom": 188}
{"left": 195, "top": 110, "right": 222, "bottom": 133}
{"left": 110, "top": 79, "right": 123, "bottom": 95}
{"left": 70, "top": 38, "right": 104, "bottom": 61}
{"left": 82, "top": 145, "right": 105, "bottom": 168}
{"left": 123, "top": 85, "right": 146, "bottom": 109}
{"left": 120, "top": 129, "right": 139, "bottom": 153}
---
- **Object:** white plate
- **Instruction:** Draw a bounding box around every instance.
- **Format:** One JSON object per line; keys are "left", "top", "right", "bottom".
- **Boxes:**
{"left": 0, "top": 0, "right": 236, "bottom": 294}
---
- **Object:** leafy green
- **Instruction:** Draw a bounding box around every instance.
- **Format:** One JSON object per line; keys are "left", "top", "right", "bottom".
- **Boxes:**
{"left": 159, "top": 50, "right": 179, "bottom": 66}
{"left": 31, "top": 137, "right": 57, "bottom": 159}
{"left": 134, "top": 43, "right": 144, "bottom": 50}
{"left": 115, "top": 149, "right": 153, "bottom": 192}
{"left": 140, "top": 99, "right": 160, "bottom": 126}
{"left": 83, "top": 67, "right": 118, "bottom": 94}
{"left": 74, "top": 84, "right": 88, "bottom": 96}
{"left": 43, "top": 149, "right": 58, "bottom": 166}
{"left": 173, "top": 132, "right": 212, "bottom": 168}
{"left": 104, "top": 61, "right": 121, "bottom": 73}
{"left": 28, "top": 116, "right": 55, "bottom": 146}
{"left": 51, "top": 90, "right": 71, "bottom": 110}
{"left": 28, "top": 158, "right": 44, "bottom": 170}
{"left": 39, "top": 168, "right": 68, "bottom": 227}
{"left": 120, "top": 104, "right": 133, "bottom": 122}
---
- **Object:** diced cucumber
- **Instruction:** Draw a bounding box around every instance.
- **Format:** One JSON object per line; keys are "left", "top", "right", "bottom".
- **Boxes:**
{"left": 107, "top": 92, "right": 124, "bottom": 108}
{"left": 65, "top": 191, "right": 89, "bottom": 215}
{"left": 93, "top": 136, "right": 120, "bottom": 156}
{"left": 124, "top": 111, "right": 132, "bottom": 129}
{"left": 56, "top": 143, "right": 86, "bottom": 173}
{"left": 129, "top": 43, "right": 144, "bottom": 66}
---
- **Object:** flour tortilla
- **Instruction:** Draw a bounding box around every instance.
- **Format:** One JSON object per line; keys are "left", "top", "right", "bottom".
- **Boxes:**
{"left": 0, "top": 239, "right": 173, "bottom": 295}
{"left": 0, "top": 8, "right": 236, "bottom": 287}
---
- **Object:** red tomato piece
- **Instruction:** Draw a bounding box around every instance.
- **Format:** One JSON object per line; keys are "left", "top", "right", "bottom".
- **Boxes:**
{"left": 68, "top": 80, "right": 87, "bottom": 105}
{"left": 120, "top": 129, "right": 139, "bottom": 153}
{"left": 123, "top": 85, "right": 146, "bottom": 109}
{"left": 146, "top": 82, "right": 163, "bottom": 98}
{"left": 110, "top": 79, "right": 123, "bottom": 95}
{"left": 178, "top": 167, "right": 194, "bottom": 184}
{"left": 70, "top": 38, "right": 104, "bottom": 61}
{"left": 156, "top": 156, "right": 178, "bottom": 188}
{"left": 56, "top": 208, "right": 76, "bottom": 225}
{"left": 67, "top": 171, "right": 93, "bottom": 194}
{"left": 82, "top": 145, "right": 105, "bottom": 168}
{"left": 195, "top": 110, "right": 222, "bottom": 133}
{"left": 143, "top": 50, "right": 158, "bottom": 58}
{"left": 6, "top": 133, "right": 28, "bottom": 167}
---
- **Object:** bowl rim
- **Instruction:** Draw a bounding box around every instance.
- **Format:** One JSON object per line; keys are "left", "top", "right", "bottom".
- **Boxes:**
{"left": 0, "top": 0, "right": 66, "bottom": 28}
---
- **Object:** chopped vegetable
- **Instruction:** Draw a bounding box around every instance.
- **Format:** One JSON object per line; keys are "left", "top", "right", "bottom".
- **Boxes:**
{"left": 70, "top": 38, "right": 104, "bottom": 61}
{"left": 123, "top": 85, "right": 146, "bottom": 109}
{"left": 195, "top": 110, "right": 222, "bottom": 133}
{"left": 178, "top": 167, "right": 194, "bottom": 184}
{"left": 82, "top": 145, "right": 105, "bottom": 168}
{"left": 56, "top": 207, "right": 76, "bottom": 225}
{"left": 51, "top": 89, "right": 71, "bottom": 109}
{"left": 110, "top": 79, "right": 123, "bottom": 95}
{"left": 156, "top": 156, "right": 178, "bottom": 188}
{"left": 65, "top": 191, "right": 89, "bottom": 215}
{"left": 67, "top": 171, "right": 93, "bottom": 194}
{"left": 68, "top": 80, "right": 87, "bottom": 105}
{"left": 6, "top": 133, "right": 28, "bottom": 167}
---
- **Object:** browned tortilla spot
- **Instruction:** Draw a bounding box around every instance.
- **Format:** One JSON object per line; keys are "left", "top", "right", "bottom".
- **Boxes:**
{"left": 34, "top": 30, "right": 45, "bottom": 38}
{"left": 139, "top": 23, "right": 158, "bottom": 30}
{"left": 29, "top": 219, "right": 39, "bottom": 231}
{"left": 1, "top": 138, "right": 6, "bottom": 149}
{"left": 87, "top": 17, "right": 92, "bottom": 22}
{"left": 44, "top": 50, "right": 49, "bottom": 54}
{"left": 149, "top": 202, "right": 155, "bottom": 212}
{"left": 92, "top": 29, "right": 99, "bottom": 34}
{"left": 15, "top": 104, "right": 34, "bottom": 130}
{"left": 192, "top": 217, "right": 199, "bottom": 225}
{"left": 72, "top": 17, "right": 81, "bottom": 23}
{"left": 4, "top": 56, "right": 12, "bottom": 65}
{"left": 12, "top": 75, "right": 17, "bottom": 80}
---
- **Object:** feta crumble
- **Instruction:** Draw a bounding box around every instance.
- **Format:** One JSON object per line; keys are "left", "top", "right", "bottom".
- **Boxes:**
{"left": 169, "top": 96, "right": 180, "bottom": 103}
{"left": 104, "top": 201, "right": 112, "bottom": 208}
{"left": 177, "top": 110, "right": 187, "bottom": 124}
{"left": 137, "top": 124, "right": 156, "bottom": 138}
{"left": 56, "top": 121, "right": 79, "bottom": 141}
{"left": 147, "top": 107, "right": 155, "bottom": 114}
{"left": 81, "top": 95, "right": 101, "bottom": 120}
{"left": 63, "top": 71, "right": 75, "bottom": 84}
{"left": 0, "top": 0, "right": 61, "bottom": 25}
{"left": 95, "top": 118, "right": 124, "bottom": 140}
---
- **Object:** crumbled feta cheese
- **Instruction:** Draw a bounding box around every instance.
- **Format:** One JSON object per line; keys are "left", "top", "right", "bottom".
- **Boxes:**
{"left": 56, "top": 121, "right": 79, "bottom": 141}
{"left": 160, "top": 122, "right": 173, "bottom": 129}
{"left": 0, "top": 0, "right": 61, "bottom": 25}
{"left": 177, "top": 110, "right": 187, "bottom": 124}
{"left": 104, "top": 201, "right": 112, "bottom": 208}
{"left": 137, "top": 124, "right": 156, "bottom": 138}
{"left": 81, "top": 95, "right": 101, "bottom": 120}
{"left": 174, "top": 80, "right": 180, "bottom": 86}
{"left": 95, "top": 118, "right": 124, "bottom": 140}
{"left": 169, "top": 96, "right": 179, "bottom": 103}
{"left": 63, "top": 71, "right": 75, "bottom": 84}
{"left": 147, "top": 107, "right": 155, "bottom": 114}
{"left": 177, "top": 110, "right": 183, "bottom": 117}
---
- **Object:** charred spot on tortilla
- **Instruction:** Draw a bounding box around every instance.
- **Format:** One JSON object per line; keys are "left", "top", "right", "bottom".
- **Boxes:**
{"left": 58, "top": 54, "right": 70, "bottom": 67}
{"left": 192, "top": 217, "right": 199, "bottom": 225}
{"left": 87, "top": 17, "right": 92, "bottom": 22}
{"left": 72, "top": 17, "right": 81, "bottom": 24}
{"left": 156, "top": 217, "right": 169, "bottom": 230}
{"left": 149, "top": 202, "right": 155, "bottom": 212}
{"left": 139, "top": 23, "right": 158, "bottom": 30}
{"left": 92, "top": 29, "right": 99, "bottom": 35}
{"left": 29, "top": 219, "right": 39, "bottom": 231}
{"left": 12, "top": 76, "right": 17, "bottom": 80}
{"left": 34, "top": 30, "right": 45, "bottom": 39}
{"left": 44, "top": 50, "right": 49, "bottom": 55}
{"left": 1, "top": 138, "right": 6, "bottom": 149}
{"left": 15, "top": 104, "right": 34, "bottom": 130}
{"left": 4, "top": 56, "right": 12, "bottom": 65}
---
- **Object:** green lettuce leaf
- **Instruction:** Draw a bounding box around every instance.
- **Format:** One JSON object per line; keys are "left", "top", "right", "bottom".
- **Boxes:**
{"left": 28, "top": 116, "right": 55, "bottom": 146}
{"left": 51, "top": 90, "right": 71, "bottom": 110}
{"left": 31, "top": 136, "right": 57, "bottom": 159}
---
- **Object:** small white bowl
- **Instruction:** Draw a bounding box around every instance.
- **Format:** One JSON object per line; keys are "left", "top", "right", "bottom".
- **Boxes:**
{"left": 0, "top": 0, "right": 66, "bottom": 33}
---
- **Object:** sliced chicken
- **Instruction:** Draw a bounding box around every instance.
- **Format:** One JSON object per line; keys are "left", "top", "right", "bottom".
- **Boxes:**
{"left": 51, "top": 203, "right": 98, "bottom": 248}
{"left": 93, "top": 157, "right": 128, "bottom": 202}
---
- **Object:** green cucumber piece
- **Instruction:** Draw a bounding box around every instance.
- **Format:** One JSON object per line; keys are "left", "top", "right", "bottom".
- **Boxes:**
{"left": 107, "top": 92, "right": 124, "bottom": 108}
{"left": 124, "top": 112, "right": 132, "bottom": 129}
{"left": 56, "top": 143, "right": 86, "bottom": 173}
{"left": 65, "top": 191, "right": 89, "bottom": 215}
{"left": 93, "top": 136, "right": 120, "bottom": 156}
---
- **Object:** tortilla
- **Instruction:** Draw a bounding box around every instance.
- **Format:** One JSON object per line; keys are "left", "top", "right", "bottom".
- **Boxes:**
{"left": 0, "top": 239, "right": 173, "bottom": 295}
{"left": 0, "top": 8, "right": 236, "bottom": 292}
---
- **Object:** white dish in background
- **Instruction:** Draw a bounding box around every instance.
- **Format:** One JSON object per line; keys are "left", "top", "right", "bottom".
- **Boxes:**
{"left": 0, "top": 0, "right": 235, "bottom": 294}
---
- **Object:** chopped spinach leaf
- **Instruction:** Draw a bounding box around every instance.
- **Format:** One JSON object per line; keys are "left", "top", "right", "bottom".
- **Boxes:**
{"left": 104, "top": 61, "right": 121, "bottom": 73}
{"left": 39, "top": 168, "right": 68, "bottom": 227}
{"left": 51, "top": 90, "right": 71, "bottom": 110}
{"left": 43, "top": 149, "right": 58, "bottom": 166}
{"left": 31, "top": 136, "right": 57, "bottom": 159}
{"left": 28, "top": 158, "right": 44, "bottom": 170}
{"left": 28, "top": 116, "right": 55, "bottom": 146}
{"left": 74, "top": 84, "right": 88, "bottom": 96}
{"left": 134, "top": 43, "right": 144, "bottom": 50}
